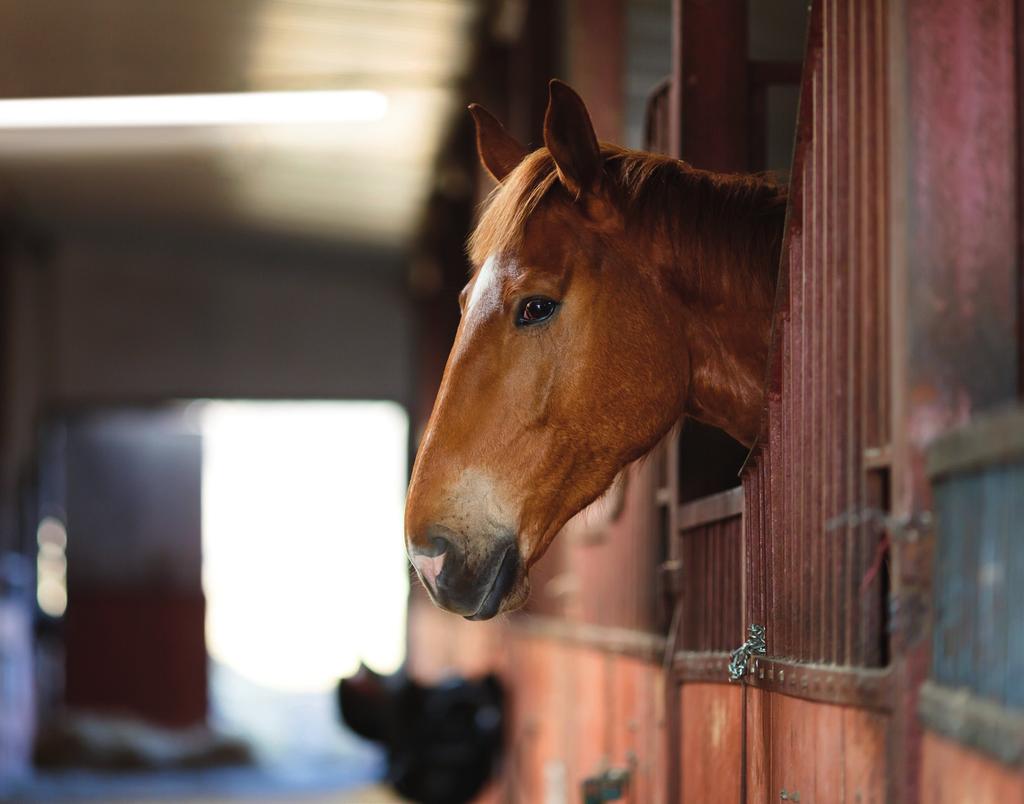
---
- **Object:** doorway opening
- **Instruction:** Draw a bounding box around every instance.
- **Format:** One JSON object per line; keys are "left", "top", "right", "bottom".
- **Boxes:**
{"left": 199, "top": 400, "right": 410, "bottom": 778}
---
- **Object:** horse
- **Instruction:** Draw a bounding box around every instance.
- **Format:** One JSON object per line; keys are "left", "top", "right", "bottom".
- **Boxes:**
{"left": 405, "top": 80, "right": 786, "bottom": 620}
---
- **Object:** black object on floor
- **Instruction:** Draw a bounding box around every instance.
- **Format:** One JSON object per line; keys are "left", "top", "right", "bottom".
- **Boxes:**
{"left": 338, "top": 664, "right": 504, "bottom": 804}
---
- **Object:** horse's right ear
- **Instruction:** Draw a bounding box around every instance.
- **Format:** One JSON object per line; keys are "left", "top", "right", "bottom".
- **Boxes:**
{"left": 543, "top": 80, "right": 602, "bottom": 199}
{"left": 469, "top": 104, "right": 528, "bottom": 183}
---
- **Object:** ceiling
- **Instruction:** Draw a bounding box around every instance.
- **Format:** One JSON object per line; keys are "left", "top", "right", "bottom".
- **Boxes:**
{"left": 0, "top": 0, "right": 482, "bottom": 247}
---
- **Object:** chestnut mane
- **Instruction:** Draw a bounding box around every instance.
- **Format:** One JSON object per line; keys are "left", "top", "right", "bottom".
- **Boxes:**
{"left": 469, "top": 145, "right": 788, "bottom": 306}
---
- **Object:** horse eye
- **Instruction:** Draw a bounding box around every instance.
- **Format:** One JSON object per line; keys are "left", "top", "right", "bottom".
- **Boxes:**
{"left": 517, "top": 297, "right": 558, "bottom": 326}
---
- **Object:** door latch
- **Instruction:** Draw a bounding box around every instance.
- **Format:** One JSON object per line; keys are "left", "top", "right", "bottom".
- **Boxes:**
{"left": 582, "top": 767, "right": 630, "bottom": 803}
{"left": 728, "top": 623, "right": 767, "bottom": 681}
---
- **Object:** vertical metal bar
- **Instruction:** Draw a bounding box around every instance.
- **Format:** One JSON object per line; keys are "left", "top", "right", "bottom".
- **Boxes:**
{"left": 799, "top": 113, "right": 812, "bottom": 663}
{"left": 769, "top": 392, "right": 783, "bottom": 658}
{"left": 824, "top": 0, "right": 838, "bottom": 665}
{"left": 861, "top": 0, "right": 883, "bottom": 668}
{"left": 815, "top": 0, "right": 827, "bottom": 663}
{"left": 844, "top": 0, "right": 862, "bottom": 668}
{"left": 875, "top": 0, "right": 891, "bottom": 448}
{"left": 758, "top": 461, "right": 767, "bottom": 632}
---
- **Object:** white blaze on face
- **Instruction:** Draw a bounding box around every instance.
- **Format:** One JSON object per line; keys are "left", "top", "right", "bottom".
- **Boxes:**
{"left": 467, "top": 254, "right": 499, "bottom": 314}
{"left": 444, "top": 468, "right": 517, "bottom": 553}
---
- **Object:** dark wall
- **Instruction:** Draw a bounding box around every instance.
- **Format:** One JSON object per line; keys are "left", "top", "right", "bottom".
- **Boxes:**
{"left": 1, "top": 222, "right": 414, "bottom": 553}
{"left": 49, "top": 228, "right": 412, "bottom": 402}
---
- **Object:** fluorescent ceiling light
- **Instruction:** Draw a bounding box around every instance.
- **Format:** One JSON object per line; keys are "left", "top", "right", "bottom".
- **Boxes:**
{"left": 0, "top": 90, "right": 389, "bottom": 128}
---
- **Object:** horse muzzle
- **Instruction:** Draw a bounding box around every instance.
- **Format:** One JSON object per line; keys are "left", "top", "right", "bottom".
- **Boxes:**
{"left": 409, "top": 528, "right": 521, "bottom": 620}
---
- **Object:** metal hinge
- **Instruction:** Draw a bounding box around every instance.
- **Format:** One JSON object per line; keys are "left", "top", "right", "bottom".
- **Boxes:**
{"left": 728, "top": 623, "right": 767, "bottom": 682}
{"left": 581, "top": 767, "right": 631, "bottom": 803}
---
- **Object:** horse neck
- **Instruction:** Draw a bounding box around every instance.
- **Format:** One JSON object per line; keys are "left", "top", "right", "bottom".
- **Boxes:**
{"left": 658, "top": 168, "right": 783, "bottom": 446}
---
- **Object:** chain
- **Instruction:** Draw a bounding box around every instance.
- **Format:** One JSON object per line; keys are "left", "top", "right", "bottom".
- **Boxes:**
{"left": 728, "top": 623, "right": 767, "bottom": 682}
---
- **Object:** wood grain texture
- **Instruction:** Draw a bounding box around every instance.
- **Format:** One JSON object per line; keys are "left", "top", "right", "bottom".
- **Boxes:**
{"left": 679, "top": 683, "right": 743, "bottom": 802}
{"left": 745, "top": 687, "right": 771, "bottom": 802}
{"left": 495, "top": 637, "right": 667, "bottom": 804}
{"left": 920, "top": 731, "right": 1024, "bottom": 803}
{"left": 747, "top": 693, "right": 887, "bottom": 803}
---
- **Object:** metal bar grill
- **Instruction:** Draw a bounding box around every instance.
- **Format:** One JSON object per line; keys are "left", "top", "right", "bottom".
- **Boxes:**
{"left": 678, "top": 503, "right": 744, "bottom": 653}
{"left": 742, "top": 0, "right": 890, "bottom": 668}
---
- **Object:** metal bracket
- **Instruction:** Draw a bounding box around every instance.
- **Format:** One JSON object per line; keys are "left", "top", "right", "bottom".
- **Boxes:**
{"left": 582, "top": 767, "right": 631, "bottom": 803}
{"left": 728, "top": 623, "right": 767, "bottom": 682}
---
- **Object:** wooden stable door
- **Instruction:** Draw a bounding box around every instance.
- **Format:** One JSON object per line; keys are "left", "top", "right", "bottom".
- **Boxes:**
{"left": 678, "top": 685, "right": 887, "bottom": 802}
{"left": 659, "top": 0, "right": 896, "bottom": 799}
{"left": 745, "top": 691, "right": 887, "bottom": 802}
{"left": 677, "top": 688, "right": 889, "bottom": 801}
{"left": 678, "top": 683, "right": 743, "bottom": 800}
{"left": 669, "top": 489, "right": 889, "bottom": 803}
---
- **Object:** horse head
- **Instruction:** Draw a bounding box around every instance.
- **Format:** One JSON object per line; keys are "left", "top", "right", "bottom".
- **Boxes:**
{"left": 405, "top": 81, "right": 783, "bottom": 619}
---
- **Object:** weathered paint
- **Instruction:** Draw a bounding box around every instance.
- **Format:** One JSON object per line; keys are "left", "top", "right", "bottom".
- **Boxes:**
{"left": 890, "top": 1, "right": 1023, "bottom": 798}
{"left": 746, "top": 693, "right": 888, "bottom": 803}
{"left": 744, "top": 0, "right": 889, "bottom": 669}
{"left": 679, "top": 683, "right": 743, "bottom": 802}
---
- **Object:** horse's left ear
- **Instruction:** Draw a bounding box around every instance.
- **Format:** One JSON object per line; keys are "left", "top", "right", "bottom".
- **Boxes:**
{"left": 543, "top": 80, "right": 602, "bottom": 199}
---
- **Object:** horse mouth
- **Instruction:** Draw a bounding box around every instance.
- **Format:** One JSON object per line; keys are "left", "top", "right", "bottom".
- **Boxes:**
{"left": 465, "top": 544, "right": 519, "bottom": 621}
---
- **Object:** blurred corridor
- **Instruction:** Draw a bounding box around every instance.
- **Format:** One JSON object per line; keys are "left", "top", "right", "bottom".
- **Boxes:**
{"left": 0, "top": 0, "right": 479, "bottom": 799}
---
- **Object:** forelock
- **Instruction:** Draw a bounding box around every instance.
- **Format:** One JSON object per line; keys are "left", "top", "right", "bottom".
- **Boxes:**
{"left": 468, "top": 149, "right": 560, "bottom": 269}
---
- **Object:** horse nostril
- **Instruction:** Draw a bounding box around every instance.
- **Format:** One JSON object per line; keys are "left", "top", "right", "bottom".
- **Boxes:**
{"left": 411, "top": 534, "right": 452, "bottom": 591}
{"left": 422, "top": 535, "right": 450, "bottom": 557}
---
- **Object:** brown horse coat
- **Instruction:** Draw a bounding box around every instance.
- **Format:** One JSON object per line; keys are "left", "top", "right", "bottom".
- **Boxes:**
{"left": 405, "top": 81, "right": 785, "bottom": 620}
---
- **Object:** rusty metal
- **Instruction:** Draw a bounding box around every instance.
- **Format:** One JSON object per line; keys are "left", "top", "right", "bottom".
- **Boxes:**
{"left": 679, "top": 511, "right": 744, "bottom": 653}
{"left": 740, "top": 0, "right": 890, "bottom": 670}
{"left": 672, "top": 649, "right": 894, "bottom": 713}
{"left": 673, "top": 651, "right": 732, "bottom": 683}
{"left": 742, "top": 656, "right": 894, "bottom": 713}
{"left": 889, "top": 2, "right": 1022, "bottom": 798}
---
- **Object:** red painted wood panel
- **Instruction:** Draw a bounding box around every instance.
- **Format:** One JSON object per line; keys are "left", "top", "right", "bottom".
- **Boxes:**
{"left": 610, "top": 655, "right": 667, "bottom": 804}
{"left": 842, "top": 705, "right": 888, "bottom": 803}
{"left": 893, "top": 1, "right": 1022, "bottom": 798}
{"left": 745, "top": 0, "right": 889, "bottom": 668}
{"left": 745, "top": 687, "right": 771, "bottom": 802}
{"left": 413, "top": 623, "right": 668, "bottom": 804}
{"left": 746, "top": 692, "right": 887, "bottom": 803}
{"left": 679, "top": 683, "right": 743, "bottom": 802}
{"left": 507, "top": 637, "right": 562, "bottom": 802}
{"left": 920, "top": 731, "right": 1024, "bottom": 803}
